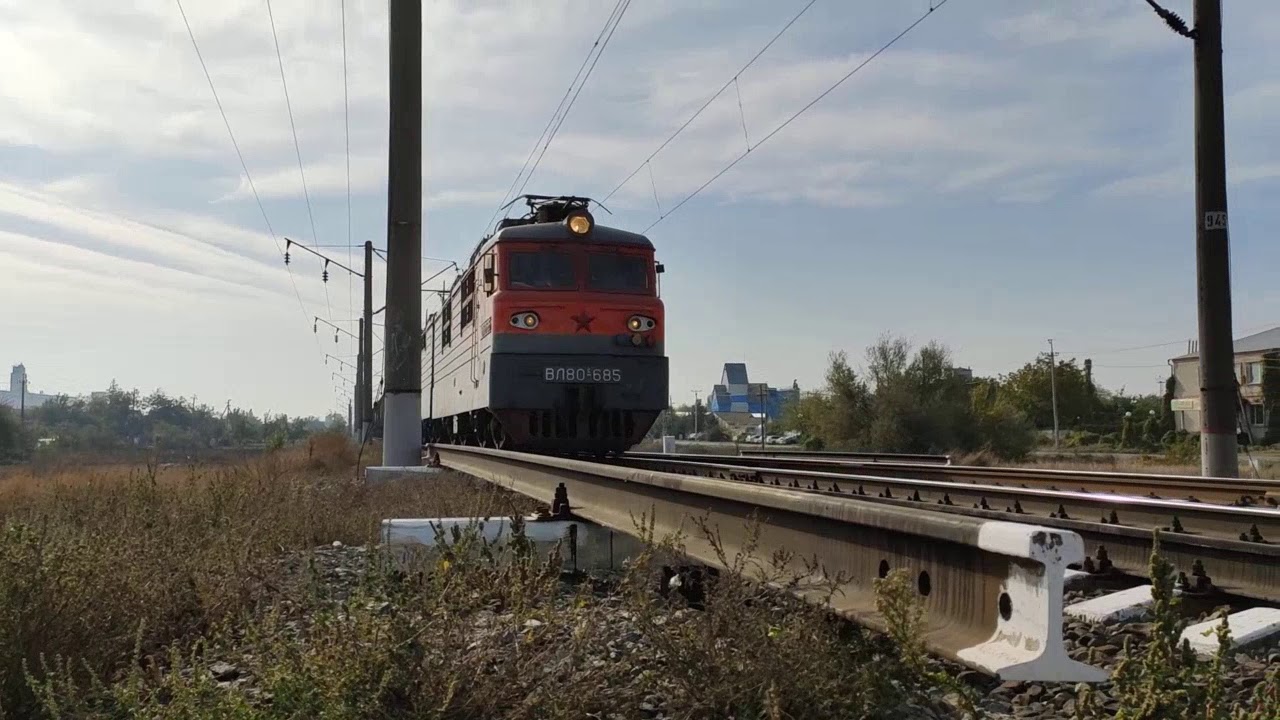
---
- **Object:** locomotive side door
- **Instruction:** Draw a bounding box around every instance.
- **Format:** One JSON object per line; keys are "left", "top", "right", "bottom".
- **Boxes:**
{"left": 477, "top": 252, "right": 496, "bottom": 406}
{"left": 460, "top": 268, "right": 479, "bottom": 389}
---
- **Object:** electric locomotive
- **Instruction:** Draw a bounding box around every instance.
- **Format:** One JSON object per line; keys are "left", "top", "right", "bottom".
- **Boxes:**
{"left": 422, "top": 195, "right": 668, "bottom": 453}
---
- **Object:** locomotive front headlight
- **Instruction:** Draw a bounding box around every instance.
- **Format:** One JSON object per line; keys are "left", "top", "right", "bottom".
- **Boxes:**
{"left": 511, "top": 312, "right": 539, "bottom": 329}
{"left": 566, "top": 211, "right": 593, "bottom": 235}
{"left": 627, "top": 315, "right": 655, "bottom": 332}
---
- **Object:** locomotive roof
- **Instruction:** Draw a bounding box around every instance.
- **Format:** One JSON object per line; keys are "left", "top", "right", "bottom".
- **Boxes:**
{"left": 469, "top": 222, "right": 653, "bottom": 265}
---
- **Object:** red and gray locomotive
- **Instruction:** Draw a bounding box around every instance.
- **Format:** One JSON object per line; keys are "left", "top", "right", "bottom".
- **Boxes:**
{"left": 422, "top": 196, "right": 668, "bottom": 453}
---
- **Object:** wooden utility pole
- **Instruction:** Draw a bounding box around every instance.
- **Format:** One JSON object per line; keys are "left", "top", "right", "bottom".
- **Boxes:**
{"left": 382, "top": 0, "right": 423, "bottom": 466}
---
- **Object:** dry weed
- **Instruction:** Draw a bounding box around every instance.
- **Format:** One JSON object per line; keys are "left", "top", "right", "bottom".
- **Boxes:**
{"left": 0, "top": 438, "right": 535, "bottom": 715}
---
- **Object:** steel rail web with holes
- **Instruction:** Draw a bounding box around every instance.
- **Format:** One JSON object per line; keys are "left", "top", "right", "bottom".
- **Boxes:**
{"left": 652, "top": 451, "right": 1280, "bottom": 506}
{"left": 616, "top": 454, "right": 1280, "bottom": 602}
{"left": 430, "top": 444, "right": 1108, "bottom": 682}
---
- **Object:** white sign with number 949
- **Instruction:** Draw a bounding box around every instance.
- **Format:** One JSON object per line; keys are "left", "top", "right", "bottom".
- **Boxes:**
{"left": 1204, "top": 211, "right": 1228, "bottom": 231}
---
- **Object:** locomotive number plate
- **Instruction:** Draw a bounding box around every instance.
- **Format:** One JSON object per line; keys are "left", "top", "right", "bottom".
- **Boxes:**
{"left": 544, "top": 367, "right": 622, "bottom": 383}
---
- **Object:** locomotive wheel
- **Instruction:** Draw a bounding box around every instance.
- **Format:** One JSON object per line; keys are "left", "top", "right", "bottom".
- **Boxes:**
{"left": 489, "top": 422, "right": 510, "bottom": 450}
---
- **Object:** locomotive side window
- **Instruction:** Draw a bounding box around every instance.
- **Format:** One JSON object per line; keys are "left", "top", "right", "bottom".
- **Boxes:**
{"left": 441, "top": 296, "right": 452, "bottom": 347}
{"left": 460, "top": 270, "right": 475, "bottom": 328}
{"left": 509, "top": 250, "right": 575, "bottom": 289}
{"left": 587, "top": 253, "right": 648, "bottom": 292}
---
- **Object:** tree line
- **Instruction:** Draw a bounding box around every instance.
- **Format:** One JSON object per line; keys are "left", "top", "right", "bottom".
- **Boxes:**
{"left": 773, "top": 336, "right": 1186, "bottom": 460}
{"left": 0, "top": 382, "right": 345, "bottom": 462}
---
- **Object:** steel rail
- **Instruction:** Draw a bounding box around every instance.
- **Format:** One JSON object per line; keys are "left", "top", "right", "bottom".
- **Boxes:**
{"left": 613, "top": 455, "right": 1280, "bottom": 601}
{"left": 740, "top": 448, "right": 952, "bottom": 464}
{"left": 431, "top": 444, "right": 1106, "bottom": 681}
{"left": 627, "top": 452, "right": 1280, "bottom": 507}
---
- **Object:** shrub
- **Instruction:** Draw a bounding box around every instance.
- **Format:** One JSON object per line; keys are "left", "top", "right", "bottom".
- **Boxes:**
{"left": 1165, "top": 434, "right": 1201, "bottom": 464}
{"left": 1066, "top": 430, "right": 1101, "bottom": 448}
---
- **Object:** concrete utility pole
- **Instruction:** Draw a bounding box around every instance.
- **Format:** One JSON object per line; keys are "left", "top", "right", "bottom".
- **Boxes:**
{"left": 19, "top": 372, "right": 26, "bottom": 423}
{"left": 692, "top": 390, "right": 701, "bottom": 437}
{"left": 1192, "top": 0, "right": 1238, "bottom": 478}
{"left": 355, "top": 317, "right": 366, "bottom": 438}
{"left": 1048, "top": 339, "right": 1060, "bottom": 449}
{"left": 382, "top": 0, "right": 423, "bottom": 466}
{"left": 362, "top": 241, "right": 374, "bottom": 441}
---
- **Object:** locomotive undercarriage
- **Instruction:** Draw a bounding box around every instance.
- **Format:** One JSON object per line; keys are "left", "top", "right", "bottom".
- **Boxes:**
{"left": 423, "top": 404, "right": 659, "bottom": 455}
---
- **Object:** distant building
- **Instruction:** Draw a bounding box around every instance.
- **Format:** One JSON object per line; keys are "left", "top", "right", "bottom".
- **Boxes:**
{"left": 0, "top": 363, "right": 59, "bottom": 412}
{"left": 708, "top": 363, "right": 798, "bottom": 424}
{"left": 1169, "top": 326, "right": 1280, "bottom": 437}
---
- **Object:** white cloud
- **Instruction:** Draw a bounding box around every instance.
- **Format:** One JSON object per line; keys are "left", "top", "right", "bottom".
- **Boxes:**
{"left": 4, "top": 0, "right": 1280, "bottom": 413}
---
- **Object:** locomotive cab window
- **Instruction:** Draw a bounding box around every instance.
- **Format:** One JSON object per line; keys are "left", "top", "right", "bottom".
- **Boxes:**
{"left": 588, "top": 253, "right": 649, "bottom": 293}
{"left": 508, "top": 250, "right": 575, "bottom": 289}
{"left": 460, "top": 270, "right": 475, "bottom": 328}
{"left": 482, "top": 253, "right": 496, "bottom": 295}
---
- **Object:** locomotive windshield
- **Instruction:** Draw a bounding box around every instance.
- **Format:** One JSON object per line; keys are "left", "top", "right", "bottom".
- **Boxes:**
{"left": 587, "top": 253, "right": 648, "bottom": 293}
{"left": 509, "top": 250, "right": 575, "bottom": 289}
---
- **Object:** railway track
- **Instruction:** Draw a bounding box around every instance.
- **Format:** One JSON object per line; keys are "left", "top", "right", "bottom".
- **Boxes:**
{"left": 630, "top": 451, "right": 1280, "bottom": 507}
{"left": 425, "top": 445, "right": 1280, "bottom": 683}
{"left": 617, "top": 452, "right": 1280, "bottom": 602}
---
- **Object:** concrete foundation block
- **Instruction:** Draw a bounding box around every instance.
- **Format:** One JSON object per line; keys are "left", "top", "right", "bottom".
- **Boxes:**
{"left": 366, "top": 465, "right": 443, "bottom": 484}
{"left": 1180, "top": 607, "right": 1280, "bottom": 659}
{"left": 1065, "top": 584, "right": 1157, "bottom": 623}
{"left": 381, "top": 516, "right": 646, "bottom": 573}
{"left": 1063, "top": 568, "right": 1092, "bottom": 589}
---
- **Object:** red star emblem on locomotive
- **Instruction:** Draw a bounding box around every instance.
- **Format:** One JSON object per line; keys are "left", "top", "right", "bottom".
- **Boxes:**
{"left": 571, "top": 311, "right": 594, "bottom": 332}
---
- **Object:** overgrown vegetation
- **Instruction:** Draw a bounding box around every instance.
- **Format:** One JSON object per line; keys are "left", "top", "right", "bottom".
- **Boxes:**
{"left": 0, "top": 435, "right": 537, "bottom": 715}
{"left": 5, "top": 382, "right": 346, "bottom": 460}
{"left": 1073, "top": 531, "right": 1280, "bottom": 720}
{"left": 3, "top": 442, "right": 958, "bottom": 719}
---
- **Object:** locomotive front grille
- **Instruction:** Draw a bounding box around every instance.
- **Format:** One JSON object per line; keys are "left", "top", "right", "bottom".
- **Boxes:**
{"left": 525, "top": 387, "right": 638, "bottom": 441}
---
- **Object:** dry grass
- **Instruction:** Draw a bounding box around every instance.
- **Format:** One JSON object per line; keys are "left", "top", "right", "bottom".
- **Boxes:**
{"left": 0, "top": 431, "right": 956, "bottom": 719}
{"left": 0, "top": 433, "right": 537, "bottom": 716}
{"left": 1009, "top": 452, "right": 1280, "bottom": 480}
{"left": 24, "top": 514, "right": 955, "bottom": 720}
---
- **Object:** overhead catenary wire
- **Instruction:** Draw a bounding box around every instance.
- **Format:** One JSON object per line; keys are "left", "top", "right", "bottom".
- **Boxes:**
{"left": 602, "top": 0, "right": 820, "bottom": 204}
{"left": 480, "top": 0, "right": 631, "bottom": 236}
{"left": 514, "top": 0, "right": 634, "bottom": 199}
{"left": 1056, "top": 322, "right": 1280, "bottom": 357}
{"left": 265, "top": 0, "right": 327, "bottom": 321}
{"left": 341, "top": 0, "right": 355, "bottom": 380}
{"left": 174, "top": 0, "right": 342, "bottom": 403}
{"left": 642, "top": 0, "right": 953, "bottom": 233}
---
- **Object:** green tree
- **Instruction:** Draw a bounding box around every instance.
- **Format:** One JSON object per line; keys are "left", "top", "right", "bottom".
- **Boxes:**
{"left": 0, "top": 405, "right": 26, "bottom": 461}
{"left": 793, "top": 337, "right": 1035, "bottom": 459}
{"left": 1263, "top": 351, "right": 1280, "bottom": 445}
{"left": 1000, "top": 355, "right": 1095, "bottom": 430}
{"left": 970, "top": 378, "right": 1036, "bottom": 459}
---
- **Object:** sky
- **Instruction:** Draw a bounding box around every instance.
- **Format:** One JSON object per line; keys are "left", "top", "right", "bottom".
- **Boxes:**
{"left": 1, "top": 0, "right": 1279, "bottom": 417}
